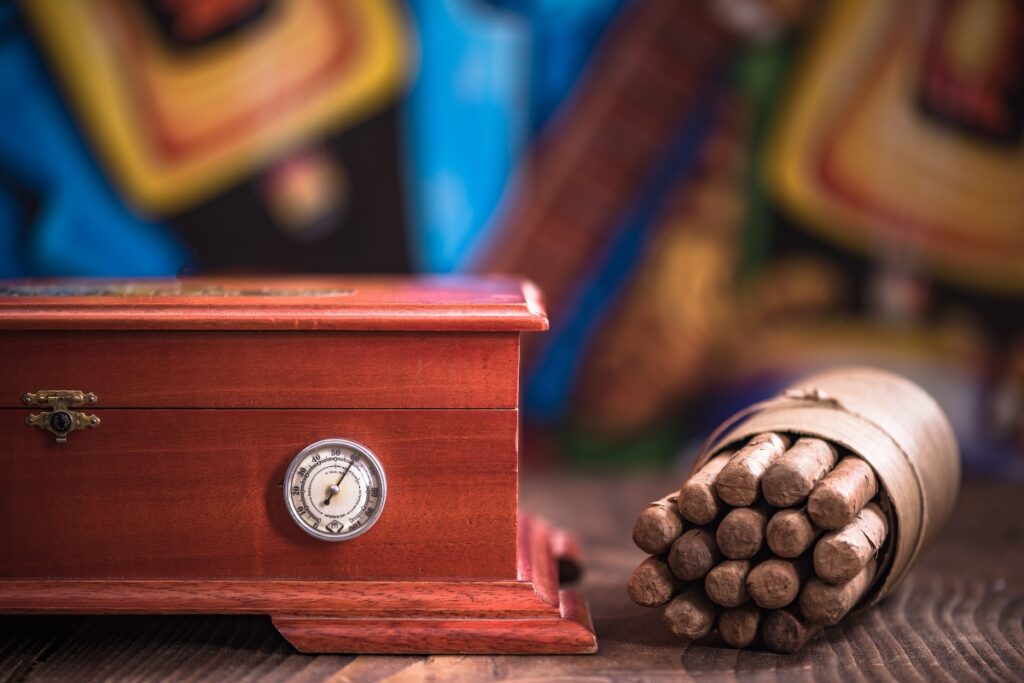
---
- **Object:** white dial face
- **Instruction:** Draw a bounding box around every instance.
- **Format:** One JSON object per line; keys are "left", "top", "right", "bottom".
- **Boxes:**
{"left": 284, "top": 439, "right": 386, "bottom": 541}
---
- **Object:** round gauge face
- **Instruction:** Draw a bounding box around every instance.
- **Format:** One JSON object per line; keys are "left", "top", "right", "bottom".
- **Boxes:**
{"left": 284, "top": 438, "right": 387, "bottom": 542}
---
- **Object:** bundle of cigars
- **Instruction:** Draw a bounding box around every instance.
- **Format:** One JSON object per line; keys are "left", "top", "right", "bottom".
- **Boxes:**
{"left": 628, "top": 368, "right": 960, "bottom": 653}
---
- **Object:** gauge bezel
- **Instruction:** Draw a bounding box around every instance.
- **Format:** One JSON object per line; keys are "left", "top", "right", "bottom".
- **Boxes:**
{"left": 283, "top": 437, "right": 387, "bottom": 542}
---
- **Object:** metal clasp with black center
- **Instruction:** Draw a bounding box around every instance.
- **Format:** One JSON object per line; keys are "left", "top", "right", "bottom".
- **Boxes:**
{"left": 23, "top": 390, "right": 101, "bottom": 444}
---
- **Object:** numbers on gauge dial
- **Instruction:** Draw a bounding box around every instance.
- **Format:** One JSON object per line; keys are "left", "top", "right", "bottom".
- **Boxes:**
{"left": 284, "top": 440, "right": 386, "bottom": 541}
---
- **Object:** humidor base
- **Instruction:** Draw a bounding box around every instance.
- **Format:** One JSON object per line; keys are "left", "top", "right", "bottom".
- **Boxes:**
{"left": 0, "top": 515, "right": 598, "bottom": 655}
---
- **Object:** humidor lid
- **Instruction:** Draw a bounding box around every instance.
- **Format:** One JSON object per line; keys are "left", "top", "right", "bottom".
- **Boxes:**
{"left": 0, "top": 276, "right": 549, "bottom": 332}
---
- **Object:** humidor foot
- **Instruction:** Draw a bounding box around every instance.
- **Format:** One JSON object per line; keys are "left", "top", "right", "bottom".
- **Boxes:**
{"left": 272, "top": 588, "right": 597, "bottom": 654}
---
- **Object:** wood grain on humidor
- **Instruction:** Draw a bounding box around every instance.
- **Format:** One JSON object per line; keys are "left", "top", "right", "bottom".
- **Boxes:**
{"left": 0, "top": 331, "right": 521, "bottom": 409}
{"left": 0, "top": 276, "right": 550, "bottom": 332}
{"left": 0, "top": 514, "right": 598, "bottom": 654}
{"left": 275, "top": 590, "right": 596, "bottom": 655}
{"left": 0, "top": 579, "right": 556, "bottom": 618}
{"left": 0, "top": 409, "right": 519, "bottom": 580}
{"left": 0, "top": 276, "right": 605, "bottom": 655}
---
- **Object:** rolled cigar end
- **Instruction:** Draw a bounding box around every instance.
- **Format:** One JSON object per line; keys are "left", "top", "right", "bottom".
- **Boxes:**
{"left": 669, "top": 528, "right": 722, "bottom": 581}
{"left": 746, "top": 558, "right": 805, "bottom": 609}
{"left": 807, "top": 456, "right": 879, "bottom": 530}
{"left": 718, "top": 604, "right": 761, "bottom": 649}
{"left": 762, "top": 437, "right": 837, "bottom": 507}
{"left": 716, "top": 433, "right": 790, "bottom": 506}
{"left": 766, "top": 508, "right": 819, "bottom": 558}
{"left": 664, "top": 586, "right": 718, "bottom": 641}
{"left": 762, "top": 608, "right": 821, "bottom": 653}
{"left": 800, "top": 558, "right": 877, "bottom": 626}
{"left": 678, "top": 452, "right": 733, "bottom": 525}
{"left": 632, "top": 493, "right": 686, "bottom": 554}
{"left": 705, "top": 559, "right": 751, "bottom": 608}
{"left": 813, "top": 502, "right": 888, "bottom": 584}
{"left": 627, "top": 556, "right": 682, "bottom": 607}
{"left": 716, "top": 507, "right": 767, "bottom": 560}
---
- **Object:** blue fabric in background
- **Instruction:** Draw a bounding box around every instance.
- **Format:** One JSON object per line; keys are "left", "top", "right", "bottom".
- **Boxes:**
{"left": 0, "top": 6, "right": 187, "bottom": 277}
{"left": 403, "top": 0, "right": 530, "bottom": 273}
{"left": 404, "top": 0, "right": 622, "bottom": 272}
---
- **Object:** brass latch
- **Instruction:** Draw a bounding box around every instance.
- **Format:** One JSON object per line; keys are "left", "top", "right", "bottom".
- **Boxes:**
{"left": 23, "top": 390, "right": 100, "bottom": 443}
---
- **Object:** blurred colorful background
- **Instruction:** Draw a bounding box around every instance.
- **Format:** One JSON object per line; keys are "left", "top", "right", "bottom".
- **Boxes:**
{"left": 2, "top": 0, "right": 1022, "bottom": 475}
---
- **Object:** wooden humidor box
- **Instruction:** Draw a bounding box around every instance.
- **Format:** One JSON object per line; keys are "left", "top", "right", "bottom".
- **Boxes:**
{"left": 0, "top": 277, "right": 596, "bottom": 654}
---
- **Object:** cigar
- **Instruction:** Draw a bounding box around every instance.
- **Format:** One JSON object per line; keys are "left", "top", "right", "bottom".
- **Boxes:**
{"left": 766, "top": 508, "right": 820, "bottom": 559}
{"left": 627, "top": 555, "right": 683, "bottom": 607}
{"left": 813, "top": 502, "right": 887, "bottom": 584}
{"left": 746, "top": 557, "right": 808, "bottom": 609}
{"left": 762, "top": 607, "right": 821, "bottom": 653}
{"left": 762, "top": 437, "right": 837, "bottom": 507}
{"left": 716, "top": 433, "right": 790, "bottom": 506}
{"left": 799, "top": 558, "right": 877, "bottom": 625}
{"left": 716, "top": 506, "right": 768, "bottom": 560}
{"left": 663, "top": 585, "right": 718, "bottom": 641}
{"left": 705, "top": 559, "right": 751, "bottom": 608}
{"left": 668, "top": 528, "right": 722, "bottom": 581}
{"left": 632, "top": 492, "right": 686, "bottom": 554}
{"left": 717, "top": 603, "right": 761, "bottom": 649}
{"left": 808, "top": 457, "right": 879, "bottom": 529}
{"left": 678, "top": 451, "right": 733, "bottom": 525}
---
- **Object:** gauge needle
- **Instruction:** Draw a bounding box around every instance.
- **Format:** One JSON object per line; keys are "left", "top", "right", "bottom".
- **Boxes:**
{"left": 324, "top": 459, "right": 356, "bottom": 506}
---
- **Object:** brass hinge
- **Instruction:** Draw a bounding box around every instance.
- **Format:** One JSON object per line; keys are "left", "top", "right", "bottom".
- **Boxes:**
{"left": 23, "top": 390, "right": 100, "bottom": 443}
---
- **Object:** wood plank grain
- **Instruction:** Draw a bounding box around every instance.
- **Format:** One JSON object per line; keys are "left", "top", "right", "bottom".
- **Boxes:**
{"left": 0, "top": 476, "right": 1019, "bottom": 679}
{"left": 0, "top": 331, "right": 520, "bottom": 409}
{"left": 0, "top": 409, "right": 518, "bottom": 580}
{"left": 1, "top": 615, "right": 354, "bottom": 683}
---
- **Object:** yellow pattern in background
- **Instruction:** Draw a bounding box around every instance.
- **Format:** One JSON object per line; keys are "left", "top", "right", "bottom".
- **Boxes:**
{"left": 768, "top": 0, "right": 1024, "bottom": 293}
{"left": 26, "top": 0, "right": 407, "bottom": 215}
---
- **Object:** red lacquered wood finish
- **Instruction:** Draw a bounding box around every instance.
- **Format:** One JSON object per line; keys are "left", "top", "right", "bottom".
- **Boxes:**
{"left": 273, "top": 590, "right": 596, "bottom": 654}
{"left": 0, "top": 409, "right": 518, "bottom": 579}
{"left": 0, "top": 579, "right": 552, "bottom": 618}
{"left": 0, "top": 277, "right": 597, "bottom": 653}
{"left": 0, "top": 516, "right": 598, "bottom": 654}
{"left": 0, "top": 331, "right": 520, "bottom": 409}
{"left": 0, "top": 276, "right": 549, "bottom": 331}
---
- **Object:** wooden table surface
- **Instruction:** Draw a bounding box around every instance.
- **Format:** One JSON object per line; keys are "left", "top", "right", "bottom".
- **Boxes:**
{"left": 2, "top": 472, "right": 1022, "bottom": 682}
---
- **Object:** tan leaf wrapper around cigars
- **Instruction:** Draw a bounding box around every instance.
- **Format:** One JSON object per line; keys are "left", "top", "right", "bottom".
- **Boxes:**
{"left": 690, "top": 367, "right": 960, "bottom": 607}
